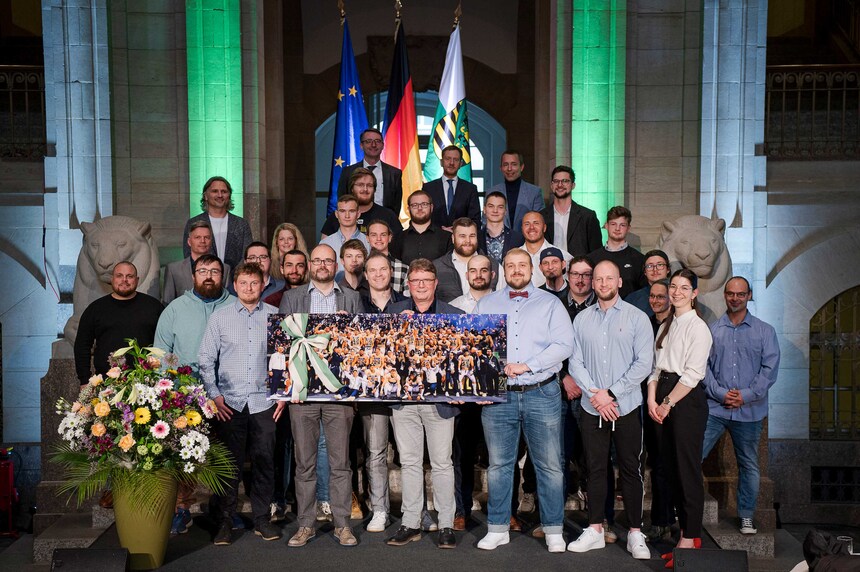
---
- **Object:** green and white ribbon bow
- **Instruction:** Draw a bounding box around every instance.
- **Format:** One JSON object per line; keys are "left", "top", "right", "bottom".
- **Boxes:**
{"left": 281, "top": 314, "right": 342, "bottom": 401}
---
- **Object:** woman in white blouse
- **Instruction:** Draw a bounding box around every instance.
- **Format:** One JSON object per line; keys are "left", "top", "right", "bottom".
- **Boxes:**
{"left": 646, "top": 268, "right": 713, "bottom": 565}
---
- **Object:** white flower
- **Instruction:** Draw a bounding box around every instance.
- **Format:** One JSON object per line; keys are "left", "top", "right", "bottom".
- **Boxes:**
{"left": 183, "top": 462, "right": 196, "bottom": 473}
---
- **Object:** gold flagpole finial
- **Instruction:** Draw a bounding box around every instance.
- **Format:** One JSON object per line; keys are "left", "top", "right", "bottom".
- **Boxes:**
{"left": 394, "top": 0, "right": 403, "bottom": 37}
{"left": 453, "top": 1, "right": 462, "bottom": 29}
{"left": 338, "top": 0, "right": 346, "bottom": 24}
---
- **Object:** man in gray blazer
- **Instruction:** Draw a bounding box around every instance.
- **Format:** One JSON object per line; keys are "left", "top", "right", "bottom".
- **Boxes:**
{"left": 163, "top": 220, "right": 231, "bottom": 304}
{"left": 385, "top": 259, "right": 462, "bottom": 550}
{"left": 182, "top": 176, "right": 253, "bottom": 271}
{"left": 484, "top": 151, "right": 545, "bottom": 232}
{"left": 278, "top": 244, "right": 363, "bottom": 548}
{"left": 433, "top": 218, "right": 499, "bottom": 303}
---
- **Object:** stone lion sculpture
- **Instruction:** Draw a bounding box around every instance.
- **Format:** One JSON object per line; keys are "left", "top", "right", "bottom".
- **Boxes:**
{"left": 656, "top": 215, "right": 733, "bottom": 324}
{"left": 62, "top": 216, "right": 161, "bottom": 344}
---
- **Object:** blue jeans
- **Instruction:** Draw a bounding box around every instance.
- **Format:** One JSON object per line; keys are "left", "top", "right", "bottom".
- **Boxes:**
{"left": 316, "top": 422, "right": 330, "bottom": 502}
{"left": 702, "top": 416, "right": 763, "bottom": 519}
{"left": 482, "top": 380, "right": 564, "bottom": 534}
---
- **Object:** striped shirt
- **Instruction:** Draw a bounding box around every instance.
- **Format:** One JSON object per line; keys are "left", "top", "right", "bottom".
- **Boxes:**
{"left": 198, "top": 299, "right": 277, "bottom": 414}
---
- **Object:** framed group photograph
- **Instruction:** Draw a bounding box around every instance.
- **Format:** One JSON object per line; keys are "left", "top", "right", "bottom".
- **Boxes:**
{"left": 266, "top": 312, "right": 508, "bottom": 403}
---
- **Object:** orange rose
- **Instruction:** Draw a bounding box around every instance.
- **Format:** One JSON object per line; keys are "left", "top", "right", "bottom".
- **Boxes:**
{"left": 106, "top": 367, "right": 122, "bottom": 379}
{"left": 173, "top": 416, "right": 188, "bottom": 429}
{"left": 94, "top": 401, "right": 111, "bottom": 417}
{"left": 91, "top": 423, "right": 106, "bottom": 437}
{"left": 118, "top": 433, "right": 135, "bottom": 452}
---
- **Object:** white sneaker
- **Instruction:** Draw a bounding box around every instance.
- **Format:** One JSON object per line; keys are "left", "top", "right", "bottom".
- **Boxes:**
{"left": 316, "top": 501, "right": 333, "bottom": 522}
{"left": 518, "top": 492, "right": 536, "bottom": 513}
{"left": 567, "top": 527, "right": 605, "bottom": 553}
{"left": 740, "top": 517, "right": 757, "bottom": 535}
{"left": 367, "top": 511, "right": 389, "bottom": 533}
{"left": 626, "top": 530, "right": 650, "bottom": 559}
{"left": 546, "top": 533, "right": 566, "bottom": 553}
{"left": 477, "top": 531, "right": 510, "bottom": 550}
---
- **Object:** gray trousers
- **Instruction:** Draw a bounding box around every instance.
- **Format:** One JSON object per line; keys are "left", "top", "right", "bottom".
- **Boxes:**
{"left": 360, "top": 407, "right": 391, "bottom": 514}
{"left": 391, "top": 405, "right": 455, "bottom": 529}
{"left": 290, "top": 403, "right": 355, "bottom": 527}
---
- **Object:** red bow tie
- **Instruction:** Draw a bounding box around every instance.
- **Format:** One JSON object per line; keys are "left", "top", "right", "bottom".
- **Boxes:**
{"left": 509, "top": 291, "right": 528, "bottom": 299}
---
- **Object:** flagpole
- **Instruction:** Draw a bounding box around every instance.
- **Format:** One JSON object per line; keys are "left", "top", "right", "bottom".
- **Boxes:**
{"left": 338, "top": 0, "right": 345, "bottom": 24}
{"left": 394, "top": 1, "right": 402, "bottom": 36}
{"left": 453, "top": 1, "right": 462, "bottom": 30}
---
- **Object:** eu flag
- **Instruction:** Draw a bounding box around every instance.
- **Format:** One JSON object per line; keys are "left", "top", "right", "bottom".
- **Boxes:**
{"left": 327, "top": 19, "right": 369, "bottom": 216}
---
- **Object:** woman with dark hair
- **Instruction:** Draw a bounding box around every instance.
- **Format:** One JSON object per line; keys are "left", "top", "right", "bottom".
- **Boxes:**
{"left": 646, "top": 268, "right": 713, "bottom": 568}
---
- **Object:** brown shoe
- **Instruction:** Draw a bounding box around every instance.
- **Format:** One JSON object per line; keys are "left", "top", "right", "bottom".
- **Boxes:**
{"left": 509, "top": 516, "right": 522, "bottom": 532}
{"left": 531, "top": 525, "right": 545, "bottom": 539}
{"left": 334, "top": 526, "right": 358, "bottom": 546}
{"left": 99, "top": 490, "right": 113, "bottom": 509}
{"left": 453, "top": 515, "right": 466, "bottom": 531}
{"left": 350, "top": 493, "right": 363, "bottom": 520}
{"left": 288, "top": 526, "right": 316, "bottom": 547}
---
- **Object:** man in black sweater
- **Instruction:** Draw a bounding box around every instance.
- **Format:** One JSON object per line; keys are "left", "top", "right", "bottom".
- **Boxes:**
{"left": 74, "top": 261, "right": 164, "bottom": 386}
{"left": 587, "top": 206, "right": 646, "bottom": 299}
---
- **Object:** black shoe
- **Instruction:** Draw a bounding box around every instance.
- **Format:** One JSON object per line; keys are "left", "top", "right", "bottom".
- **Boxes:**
{"left": 438, "top": 527, "right": 456, "bottom": 549}
{"left": 214, "top": 521, "right": 232, "bottom": 546}
{"left": 386, "top": 525, "right": 421, "bottom": 546}
{"left": 254, "top": 521, "right": 282, "bottom": 541}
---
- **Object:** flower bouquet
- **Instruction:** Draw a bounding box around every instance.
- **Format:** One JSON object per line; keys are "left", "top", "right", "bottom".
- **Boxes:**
{"left": 52, "top": 339, "right": 234, "bottom": 512}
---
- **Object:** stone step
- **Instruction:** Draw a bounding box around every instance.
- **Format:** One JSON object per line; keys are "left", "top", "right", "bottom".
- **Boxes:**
{"left": 704, "top": 512, "right": 775, "bottom": 558}
{"left": 32, "top": 511, "right": 110, "bottom": 563}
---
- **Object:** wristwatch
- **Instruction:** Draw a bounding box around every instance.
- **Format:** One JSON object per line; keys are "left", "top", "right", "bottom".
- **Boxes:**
{"left": 661, "top": 396, "right": 675, "bottom": 408}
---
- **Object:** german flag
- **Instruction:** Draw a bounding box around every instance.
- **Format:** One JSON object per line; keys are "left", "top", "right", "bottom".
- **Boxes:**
{"left": 381, "top": 21, "right": 422, "bottom": 223}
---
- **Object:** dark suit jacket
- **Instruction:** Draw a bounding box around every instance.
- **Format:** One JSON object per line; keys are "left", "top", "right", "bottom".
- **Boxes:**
{"left": 541, "top": 201, "right": 603, "bottom": 257}
{"left": 278, "top": 283, "right": 364, "bottom": 314}
{"left": 183, "top": 212, "right": 253, "bottom": 272}
{"left": 423, "top": 178, "right": 481, "bottom": 228}
{"left": 337, "top": 160, "right": 403, "bottom": 216}
{"left": 432, "top": 253, "right": 500, "bottom": 303}
{"left": 478, "top": 226, "right": 525, "bottom": 261}
{"left": 162, "top": 257, "right": 231, "bottom": 305}
{"left": 387, "top": 298, "right": 463, "bottom": 419}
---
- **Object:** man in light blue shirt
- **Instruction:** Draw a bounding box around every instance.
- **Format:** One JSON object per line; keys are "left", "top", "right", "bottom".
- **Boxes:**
{"left": 567, "top": 260, "right": 654, "bottom": 559}
{"left": 474, "top": 248, "right": 574, "bottom": 554}
{"left": 702, "top": 276, "right": 780, "bottom": 536}
{"left": 198, "top": 262, "right": 283, "bottom": 546}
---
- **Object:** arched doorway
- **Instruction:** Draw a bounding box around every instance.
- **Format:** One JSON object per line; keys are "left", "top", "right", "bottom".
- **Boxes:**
{"left": 313, "top": 91, "right": 506, "bottom": 233}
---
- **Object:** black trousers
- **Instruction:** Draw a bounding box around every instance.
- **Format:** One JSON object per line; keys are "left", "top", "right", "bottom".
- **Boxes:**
{"left": 453, "top": 404, "right": 484, "bottom": 517}
{"left": 580, "top": 408, "right": 644, "bottom": 528}
{"left": 642, "top": 380, "right": 676, "bottom": 527}
{"left": 216, "top": 404, "right": 277, "bottom": 525}
{"left": 654, "top": 373, "right": 707, "bottom": 538}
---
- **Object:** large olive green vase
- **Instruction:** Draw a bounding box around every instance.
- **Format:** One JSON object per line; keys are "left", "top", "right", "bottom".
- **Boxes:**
{"left": 112, "top": 474, "right": 178, "bottom": 570}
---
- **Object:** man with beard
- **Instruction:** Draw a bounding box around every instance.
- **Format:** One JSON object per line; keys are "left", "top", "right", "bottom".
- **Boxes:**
{"left": 183, "top": 176, "right": 253, "bottom": 271}
{"left": 163, "top": 220, "right": 232, "bottom": 304}
{"left": 155, "top": 253, "right": 236, "bottom": 535}
{"left": 521, "top": 211, "right": 572, "bottom": 288}
{"left": 475, "top": 248, "right": 574, "bottom": 554}
{"left": 199, "top": 262, "right": 284, "bottom": 545}
{"left": 538, "top": 247, "right": 568, "bottom": 296}
{"left": 484, "top": 151, "right": 546, "bottom": 232}
{"left": 625, "top": 249, "right": 671, "bottom": 315}
{"left": 567, "top": 260, "right": 653, "bottom": 560}
{"left": 702, "top": 277, "right": 780, "bottom": 536}
{"left": 228, "top": 242, "right": 284, "bottom": 301}
{"left": 366, "top": 220, "right": 409, "bottom": 293}
{"left": 540, "top": 165, "right": 602, "bottom": 256}
{"left": 264, "top": 249, "right": 308, "bottom": 307}
{"left": 400, "top": 190, "right": 452, "bottom": 265}
{"left": 587, "top": 206, "right": 646, "bottom": 299}
{"left": 323, "top": 167, "right": 402, "bottom": 246}
{"left": 434, "top": 218, "right": 500, "bottom": 303}
{"left": 74, "top": 261, "right": 163, "bottom": 386}
{"left": 278, "top": 244, "right": 363, "bottom": 548}
{"left": 423, "top": 145, "right": 481, "bottom": 230}
{"left": 336, "top": 128, "right": 403, "bottom": 216}
{"left": 450, "top": 255, "right": 495, "bottom": 313}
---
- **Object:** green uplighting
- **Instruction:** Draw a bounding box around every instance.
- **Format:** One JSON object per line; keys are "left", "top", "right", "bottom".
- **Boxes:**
{"left": 186, "top": 0, "right": 244, "bottom": 217}
{"left": 570, "top": 0, "right": 626, "bottom": 232}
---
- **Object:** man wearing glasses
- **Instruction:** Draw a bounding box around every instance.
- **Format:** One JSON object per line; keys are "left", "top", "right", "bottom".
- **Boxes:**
{"left": 229, "top": 241, "right": 284, "bottom": 301}
{"left": 540, "top": 165, "right": 602, "bottom": 257}
{"left": 400, "top": 190, "right": 452, "bottom": 265}
{"left": 625, "top": 249, "right": 672, "bottom": 316}
{"left": 278, "top": 244, "right": 364, "bottom": 548}
{"left": 336, "top": 127, "right": 403, "bottom": 216}
{"left": 163, "top": 220, "right": 231, "bottom": 305}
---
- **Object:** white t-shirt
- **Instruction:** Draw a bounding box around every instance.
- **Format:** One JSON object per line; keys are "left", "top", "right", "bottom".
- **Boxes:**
{"left": 209, "top": 214, "right": 229, "bottom": 263}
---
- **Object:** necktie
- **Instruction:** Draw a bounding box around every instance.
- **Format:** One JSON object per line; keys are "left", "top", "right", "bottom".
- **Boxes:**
{"left": 446, "top": 179, "right": 455, "bottom": 215}
{"left": 509, "top": 291, "right": 528, "bottom": 299}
